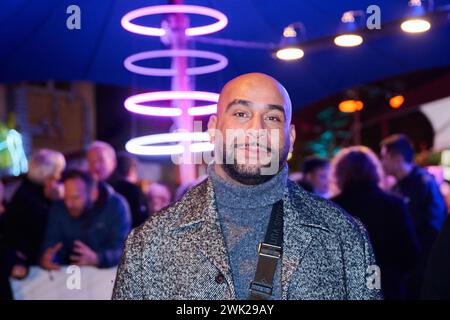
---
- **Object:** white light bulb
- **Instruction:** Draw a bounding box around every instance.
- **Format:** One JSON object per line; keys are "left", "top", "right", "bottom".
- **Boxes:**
{"left": 334, "top": 34, "right": 363, "bottom": 47}
{"left": 275, "top": 47, "right": 304, "bottom": 60}
{"left": 401, "top": 19, "right": 431, "bottom": 33}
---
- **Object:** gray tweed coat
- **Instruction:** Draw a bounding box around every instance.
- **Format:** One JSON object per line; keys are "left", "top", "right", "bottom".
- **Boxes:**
{"left": 112, "top": 178, "right": 383, "bottom": 300}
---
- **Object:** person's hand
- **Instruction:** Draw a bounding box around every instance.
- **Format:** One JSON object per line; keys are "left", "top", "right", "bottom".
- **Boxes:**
{"left": 40, "top": 242, "right": 63, "bottom": 270}
{"left": 70, "top": 240, "right": 99, "bottom": 267}
{"left": 10, "top": 264, "right": 28, "bottom": 279}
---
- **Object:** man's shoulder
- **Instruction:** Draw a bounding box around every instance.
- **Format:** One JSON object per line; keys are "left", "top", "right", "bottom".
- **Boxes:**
{"left": 377, "top": 189, "right": 407, "bottom": 209}
{"left": 109, "top": 190, "right": 126, "bottom": 204}
{"left": 287, "top": 180, "right": 368, "bottom": 240}
{"left": 408, "top": 166, "right": 437, "bottom": 187}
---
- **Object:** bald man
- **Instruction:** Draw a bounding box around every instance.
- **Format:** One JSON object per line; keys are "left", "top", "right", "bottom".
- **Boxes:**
{"left": 112, "top": 73, "right": 382, "bottom": 300}
{"left": 87, "top": 141, "right": 117, "bottom": 182}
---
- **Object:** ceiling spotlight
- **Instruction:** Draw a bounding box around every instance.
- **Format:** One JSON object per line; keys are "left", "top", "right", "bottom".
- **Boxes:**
{"left": 401, "top": 0, "right": 431, "bottom": 33}
{"left": 389, "top": 95, "right": 405, "bottom": 109}
{"left": 334, "top": 34, "right": 363, "bottom": 47}
{"left": 275, "top": 23, "right": 305, "bottom": 61}
{"left": 339, "top": 99, "right": 364, "bottom": 113}
{"left": 401, "top": 19, "right": 431, "bottom": 33}
{"left": 275, "top": 47, "right": 304, "bottom": 60}
{"left": 334, "top": 11, "right": 364, "bottom": 47}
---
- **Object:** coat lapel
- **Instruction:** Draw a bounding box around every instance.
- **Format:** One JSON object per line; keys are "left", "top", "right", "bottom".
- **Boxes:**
{"left": 173, "top": 178, "right": 236, "bottom": 299}
{"left": 281, "top": 182, "right": 331, "bottom": 300}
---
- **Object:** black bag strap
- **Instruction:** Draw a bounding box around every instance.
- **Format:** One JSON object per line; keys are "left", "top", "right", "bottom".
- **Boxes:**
{"left": 249, "top": 200, "right": 284, "bottom": 300}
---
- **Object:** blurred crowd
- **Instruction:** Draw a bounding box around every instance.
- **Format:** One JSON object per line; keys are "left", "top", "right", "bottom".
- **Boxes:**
{"left": 0, "top": 141, "right": 174, "bottom": 300}
{"left": 1, "top": 133, "right": 450, "bottom": 300}
{"left": 290, "top": 134, "right": 450, "bottom": 299}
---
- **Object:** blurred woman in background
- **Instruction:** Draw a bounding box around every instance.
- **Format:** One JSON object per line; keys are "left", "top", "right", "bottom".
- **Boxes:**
{"left": 331, "top": 146, "right": 420, "bottom": 300}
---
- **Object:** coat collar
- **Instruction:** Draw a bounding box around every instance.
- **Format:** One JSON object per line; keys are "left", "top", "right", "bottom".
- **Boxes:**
{"left": 172, "top": 177, "right": 330, "bottom": 300}
{"left": 280, "top": 181, "right": 332, "bottom": 299}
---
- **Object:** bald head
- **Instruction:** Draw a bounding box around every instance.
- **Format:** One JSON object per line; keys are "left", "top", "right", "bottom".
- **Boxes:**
{"left": 87, "top": 141, "right": 117, "bottom": 182}
{"left": 217, "top": 73, "right": 292, "bottom": 124}
{"left": 208, "top": 73, "right": 296, "bottom": 185}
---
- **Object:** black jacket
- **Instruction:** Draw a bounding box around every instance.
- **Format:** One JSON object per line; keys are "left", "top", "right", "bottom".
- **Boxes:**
{"left": 422, "top": 215, "right": 450, "bottom": 299}
{"left": 2, "top": 177, "right": 52, "bottom": 265}
{"left": 393, "top": 166, "right": 447, "bottom": 258}
{"left": 111, "top": 180, "right": 148, "bottom": 228}
{"left": 332, "top": 183, "right": 420, "bottom": 300}
{"left": 0, "top": 207, "right": 13, "bottom": 300}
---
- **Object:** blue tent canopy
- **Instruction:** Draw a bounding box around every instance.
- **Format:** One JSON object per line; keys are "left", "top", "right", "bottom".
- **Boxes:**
{"left": 1, "top": 0, "right": 449, "bottom": 108}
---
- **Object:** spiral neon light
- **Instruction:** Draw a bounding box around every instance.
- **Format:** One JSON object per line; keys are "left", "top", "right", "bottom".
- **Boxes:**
{"left": 125, "top": 132, "right": 213, "bottom": 155}
{"left": 122, "top": 5, "right": 228, "bottom": 157}
{"left": 189, "top": 142, "right": 215, "bottom": 153}
{"left": 124, "top": 91, "right": 219, "bottom": 117}
{"left": 121, "top": 5, "right": 228, "bottom": 37}
{"left": 124, "top": 50, "right": 228, "bottom": 77}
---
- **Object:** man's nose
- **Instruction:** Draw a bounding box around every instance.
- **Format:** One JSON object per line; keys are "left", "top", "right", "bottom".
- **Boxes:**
{"left": 247, "top": 114, "right": 264, "bottom": 131}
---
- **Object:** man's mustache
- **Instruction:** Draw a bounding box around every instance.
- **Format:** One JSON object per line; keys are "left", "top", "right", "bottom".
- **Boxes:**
{"left": 233, "top": 143, "right": 272, "bottom": 153}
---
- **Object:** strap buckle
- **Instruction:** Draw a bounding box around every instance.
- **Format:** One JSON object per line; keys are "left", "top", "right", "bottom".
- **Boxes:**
{"left": 249, "top": 242, "right": 283, "bottom": 298}
{"left": 258, "top": 242, "right": 282, "bottom": 259}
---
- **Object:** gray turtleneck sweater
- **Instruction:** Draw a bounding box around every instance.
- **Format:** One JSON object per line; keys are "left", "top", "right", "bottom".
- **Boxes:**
{"left": 208, "top": 165, "right": 288, "bottom": 299}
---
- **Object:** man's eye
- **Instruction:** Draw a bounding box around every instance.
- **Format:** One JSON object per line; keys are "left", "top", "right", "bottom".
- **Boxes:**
{"left": 267, "top": 116, "right": 281, "bottom": 122}
{"left": 234, "top": 112, "right": 247, "bottom": 118}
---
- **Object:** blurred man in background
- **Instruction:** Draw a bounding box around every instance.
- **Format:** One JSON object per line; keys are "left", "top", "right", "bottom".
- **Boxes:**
{"left": 380, "top": 134, "right": 447, "bottom": 298}
{"left": 110, "top": 151, "right": 148, "bottom": 228}
{"left": 299, "top": 156, "right": 330, "bottom": 197}
{"left": 87, "top": 141, "right": 116, "bottom": 183}
{"left": 41, "top": 169, "right": 130, "bottom": 270}
{"left": 86, "top": 140, "right": 133, "bottom": 225}
{"left": 380, "top": 134, "right": 446, "bottom": 259}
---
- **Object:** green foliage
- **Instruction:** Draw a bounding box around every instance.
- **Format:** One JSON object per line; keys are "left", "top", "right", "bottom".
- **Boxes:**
{"left": 305, "top": 106, "right": 351, "bottom": 158}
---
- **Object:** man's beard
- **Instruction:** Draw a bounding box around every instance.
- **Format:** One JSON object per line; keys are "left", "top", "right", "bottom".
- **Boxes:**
{"left": 221, "top": 143, "right": 289, "bottom": 185}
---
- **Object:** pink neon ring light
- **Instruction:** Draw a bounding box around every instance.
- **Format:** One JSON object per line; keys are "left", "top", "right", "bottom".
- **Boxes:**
{"left": 125, "top": 132, "right": 213, "bottom": 156}
{"left": 124, "top": 50, "right": 228, "bottom": 77}
{"left": 121, "top": 5, "right": 228, "bottom": 37}
{"left": 124, "top": 91, "right": 219, "bottom": 117}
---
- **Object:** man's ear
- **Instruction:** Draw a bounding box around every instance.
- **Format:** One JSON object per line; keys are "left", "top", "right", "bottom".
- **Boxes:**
{"left": 207, "top": 115, "right": 218, "bottom": 144}
{"left": 289, "top": 124, "right": 296, "bottom": 153}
